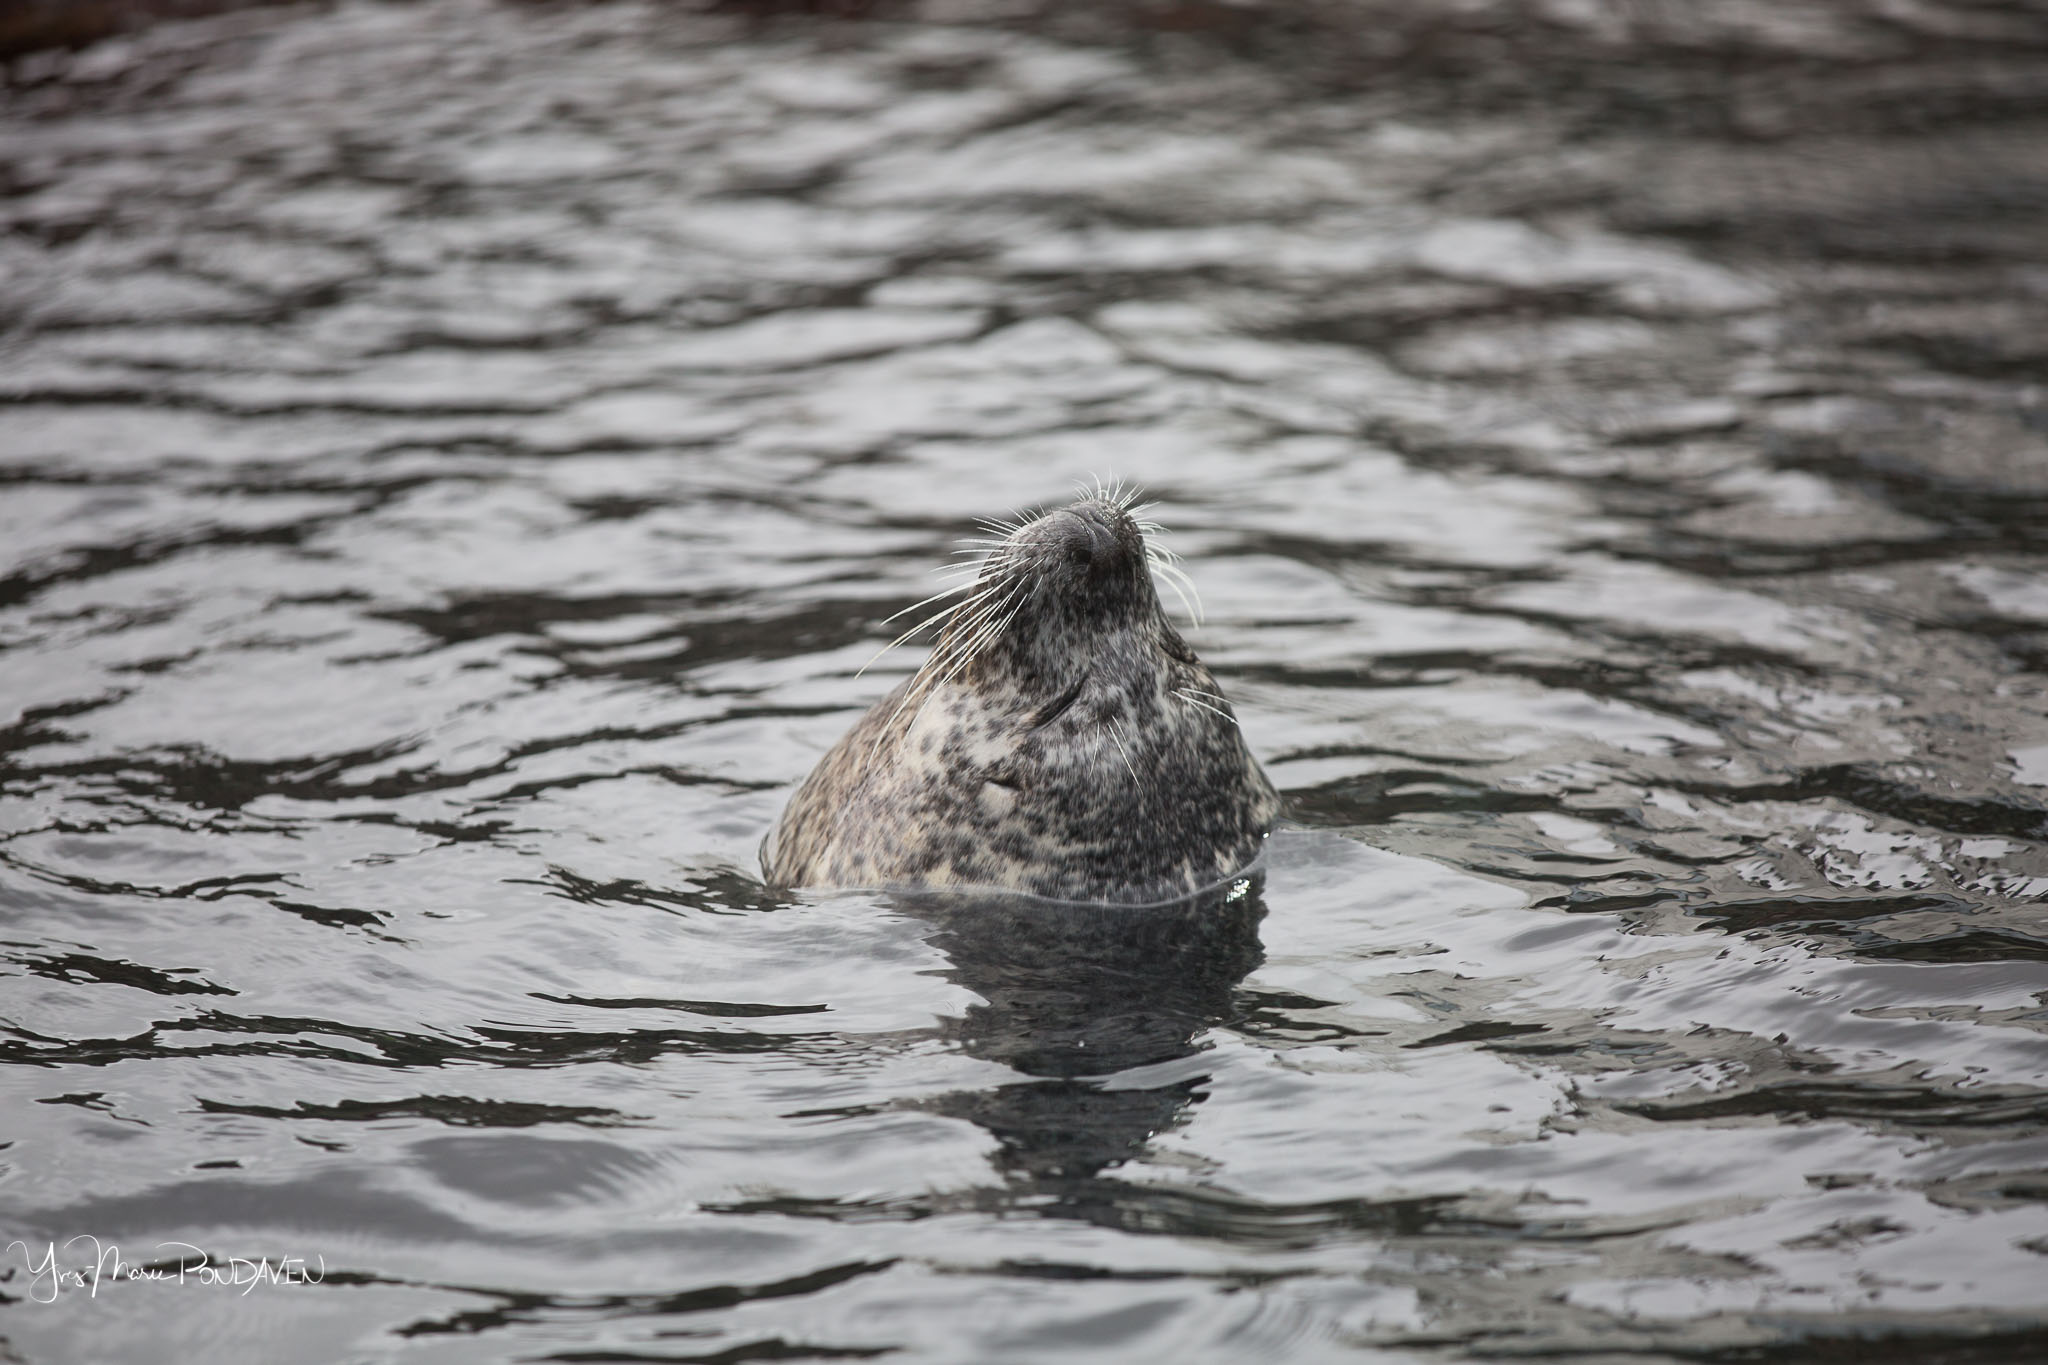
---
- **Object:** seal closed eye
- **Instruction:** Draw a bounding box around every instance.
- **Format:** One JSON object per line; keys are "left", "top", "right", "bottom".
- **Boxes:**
{"left": 762, "top": 490, "right": 1280, "bottom": 904}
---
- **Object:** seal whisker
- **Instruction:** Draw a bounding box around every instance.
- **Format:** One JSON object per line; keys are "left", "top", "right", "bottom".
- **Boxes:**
{"left": 944, "top": 583, "right": 1030, "bottom": 676}
{"left": 1173, "top": 687, "right": 1238, "bottom": 728}
{"left": 1153, "top": 558, "right": 1200, "bottom": 604}
{"left": 874, "top": 623, "right": 980, "bottom": 749}
{"left": 879, "top": 579, "right": 978, "bottom": 626}
{"left": 860, "top": 585, "right": 987, "bottom": 671}
{"left": 932, "top": 577, "right": 1028, "bottom": 670}
{"left": 856, "top": 610, "right": 956, "bottom": 678}
{"left": 1149, "top": 556, "right": 1204, "bottom": 625}
{"left": 1155, "top": 574, "right": 1200, "bottom": 626}
{"left": 1145, "top": 541, "right": 1188, "bottom": 573}
{"left": 877, "top": 578, "right": 1031, "bottom": 750}
{"left": 1105, "top": 717, "right": 1139, "bottom": 782}
{"left": 975, "top": 515, "right": 1029, "bottom": 540}
{"left": 1084, "top": 473, "right": 1145, "bottom": 518}
{"left": 856, "top": 572, "right": 1008, "bottom": 678}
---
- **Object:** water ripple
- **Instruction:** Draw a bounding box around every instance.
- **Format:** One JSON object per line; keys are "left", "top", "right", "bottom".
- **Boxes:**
{"left": 2, "top": 0, "right": 2046, "bottom": 1360}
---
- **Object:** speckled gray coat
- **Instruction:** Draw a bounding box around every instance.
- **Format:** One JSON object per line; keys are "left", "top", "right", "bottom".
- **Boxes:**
{"left": 764, "top": 496, "right": 1278, "bottom": 904}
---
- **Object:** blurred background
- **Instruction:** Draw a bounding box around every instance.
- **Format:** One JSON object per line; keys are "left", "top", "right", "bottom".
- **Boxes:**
{"left": 2, "top": 1, "right": 2047, "bottom": 1361}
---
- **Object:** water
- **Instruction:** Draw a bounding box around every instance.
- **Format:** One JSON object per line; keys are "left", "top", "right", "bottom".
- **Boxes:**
{"left": 2, "top": 1, "right": 2046, "bottom": 1359}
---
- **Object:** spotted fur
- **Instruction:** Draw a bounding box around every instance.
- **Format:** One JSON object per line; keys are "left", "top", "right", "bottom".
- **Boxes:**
{"left": 763, "top": 494, "right": 1279, "bottom": 904}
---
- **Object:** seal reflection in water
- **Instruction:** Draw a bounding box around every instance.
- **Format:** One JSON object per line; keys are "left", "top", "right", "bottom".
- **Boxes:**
{"left": 764, "top": 490, "right": 1278, "bottom": 904}
{"left": 906, "top": 880, "right": 1266, "bottom": 1196}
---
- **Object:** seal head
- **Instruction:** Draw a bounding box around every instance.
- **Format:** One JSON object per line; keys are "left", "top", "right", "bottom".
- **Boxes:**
{"left": 764, "top": 494, "right": 1279, "bottom": 903}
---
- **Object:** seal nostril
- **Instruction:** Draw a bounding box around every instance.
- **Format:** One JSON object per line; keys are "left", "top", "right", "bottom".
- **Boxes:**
{"left": 1053, "top": 509, "right": 1119, "bottom": 578}
{"left": 1053, "top": 511, "right": 1122, "bottom": 580}
{"left": 1087, "top": 520, "right": 1116, "bottom": 572}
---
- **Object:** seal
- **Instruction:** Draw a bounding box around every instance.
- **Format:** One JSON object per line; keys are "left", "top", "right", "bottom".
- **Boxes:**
{"left": 762, "top": 488, "right": 1279, "bottom": 904}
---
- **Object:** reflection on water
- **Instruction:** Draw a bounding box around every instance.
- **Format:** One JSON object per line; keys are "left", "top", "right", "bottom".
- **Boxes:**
{"left": 912, "top": 883, "right": 1265, "bottom": 1197}
{"left": 3, "top": 0, "right": 2048, "bottom": 1360}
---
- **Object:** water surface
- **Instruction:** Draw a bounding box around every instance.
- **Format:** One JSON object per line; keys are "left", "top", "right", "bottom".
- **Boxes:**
{"left": 3, "top": 1, "right": 2047, "bottom": 1360}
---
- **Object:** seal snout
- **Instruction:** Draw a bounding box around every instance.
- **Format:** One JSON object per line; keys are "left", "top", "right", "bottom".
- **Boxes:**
{"left": 1054, "top": 505, "right": 1128, "bottom": 582}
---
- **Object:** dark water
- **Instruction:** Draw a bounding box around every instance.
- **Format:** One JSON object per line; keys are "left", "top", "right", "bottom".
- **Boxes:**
{"left": 3, "top": 1, "right": 2048, "bottom": 1359}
